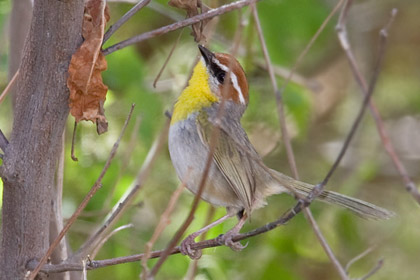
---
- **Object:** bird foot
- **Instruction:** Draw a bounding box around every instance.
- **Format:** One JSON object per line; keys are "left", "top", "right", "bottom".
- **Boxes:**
{"left": 217, "top": 232, "right": 248, "bottom": 252}
{"left": 180, "top": 235, "right": 202, "bottom": 260}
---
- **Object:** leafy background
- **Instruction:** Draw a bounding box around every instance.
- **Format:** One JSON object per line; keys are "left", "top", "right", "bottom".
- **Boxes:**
{"left": 1, "top": 0, "right": 420, "bottom": 279}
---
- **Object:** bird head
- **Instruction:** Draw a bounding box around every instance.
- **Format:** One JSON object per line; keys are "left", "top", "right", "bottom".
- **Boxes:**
{"left": 171, "top": 45, "right": 249, "bottom": 124}
{"left": 198, "top": 45, "right": 249, "bottom": 105}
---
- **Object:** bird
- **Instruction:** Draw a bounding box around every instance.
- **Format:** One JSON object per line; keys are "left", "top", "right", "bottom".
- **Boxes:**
{"left": 168, "top": 44, "right": 393, "bottom": 259}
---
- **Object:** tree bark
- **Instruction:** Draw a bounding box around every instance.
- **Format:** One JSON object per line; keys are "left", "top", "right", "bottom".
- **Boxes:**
{"left": 0, "top": 1, "right": 84, "bottom": 279}
{"left": 8, "top": 0, "right": 33, "bottom": 106}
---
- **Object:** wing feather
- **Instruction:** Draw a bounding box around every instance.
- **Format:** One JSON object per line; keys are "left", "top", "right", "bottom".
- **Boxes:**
{"left": 196, "top": 111, "right": 255, "bottom": 212}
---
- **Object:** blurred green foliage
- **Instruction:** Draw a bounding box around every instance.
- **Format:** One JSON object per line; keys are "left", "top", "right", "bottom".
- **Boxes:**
{"left": 1, "top": 0, "right": 420, "bottom": 279}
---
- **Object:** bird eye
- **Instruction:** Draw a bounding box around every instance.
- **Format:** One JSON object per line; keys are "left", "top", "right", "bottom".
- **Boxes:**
{"left": 216, "top": 71, "right": 225, "bottom": 84}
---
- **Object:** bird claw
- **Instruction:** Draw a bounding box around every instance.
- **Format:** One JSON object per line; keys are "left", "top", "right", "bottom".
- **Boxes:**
{"left": 180, "top": 235, "right": 202, "bottom": 260}
{"left": 217, "top": 232, "right": 248, "bottom": 252}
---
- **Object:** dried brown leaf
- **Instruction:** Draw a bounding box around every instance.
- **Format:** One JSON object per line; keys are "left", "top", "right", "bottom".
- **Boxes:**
{"left": 68, "top": 0, "right": 110, "bottom": 134}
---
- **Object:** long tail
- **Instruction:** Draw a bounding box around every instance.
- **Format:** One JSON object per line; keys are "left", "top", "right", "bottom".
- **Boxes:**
{"left": 270, "top": 171, "right": 394, "bottom": 220}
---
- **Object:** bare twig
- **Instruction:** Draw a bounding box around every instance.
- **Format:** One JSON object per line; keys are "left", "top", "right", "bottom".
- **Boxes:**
{"left": 0, "top": 129, "right": 9, "bottom": 153}
{"left": 184, "top": 206, "right": 215, "bottom": 280}
{"left": 74, "top": 119, "right": 169, "bottom": 259}
{"left": 345, "top": 246, "right": 374, "bottom": 273}
{"left": 252, "top": 3, "right": 349, "bottom": 279}
{"left": 28, "top": 104, "right": 136, "bottom": 280}
{"left": 251, "top": 4, "right": 298, "bottom": 178}
{"left": 336, "top": 7, "right": 416, "bottom": 202}
{"left": 71, "top": 121, "right": 78, "bottom": 161}
{"left": 102, "top": 0, "right": 261, "bottom": 56}
{"left": 318, "top": 9, "right": 392, "bottom": 189}
{"left": 27, "top": 212, "right": 339, "bottom": 275}
{"left": 277, "top": 0, "right": 345, "bottom": 98}
{"left": 153, "top": 28, "right": 184, "bottom": 88}
{"left": 103, "top": 0, "right": 152, "bottom": 43}
{"left": 141, "top": 181, "right": 186, "bottom": 279}
{"left": 255, "top": 60, "right": 320, "bottom": 92}
{"left": 91, "top": 224, "right": 134, "bottom": 259}
{"left": 358, "top": 259, "right": 384, "bottom": 280}
{"left": 103, "top": 115, "right": 142, "bottom": 209}
{"left": 0, "top": 69, "right": 19, "bottom": 105}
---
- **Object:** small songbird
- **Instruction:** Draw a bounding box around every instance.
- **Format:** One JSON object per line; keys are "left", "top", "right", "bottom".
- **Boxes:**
{"left": 168, "top": 45, "right": 393, "bottom": 258}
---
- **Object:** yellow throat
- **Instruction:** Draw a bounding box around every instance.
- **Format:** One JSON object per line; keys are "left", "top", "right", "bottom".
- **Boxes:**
{"left": 171, "top": 60, "right": 218, "bottom": 124}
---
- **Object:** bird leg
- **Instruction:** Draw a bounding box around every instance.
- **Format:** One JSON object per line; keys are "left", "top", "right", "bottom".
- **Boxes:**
{"left": 180, "top": 213, "right": 234, "bottom": 259}
{"left": 217, "top": 213, "right": 248, "bottom": 251}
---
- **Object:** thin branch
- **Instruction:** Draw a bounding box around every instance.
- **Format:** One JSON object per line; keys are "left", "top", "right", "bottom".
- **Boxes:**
{"left": 346, "top": 246, "right": 375, "bottom": 273}
{"left": 153, "top": 28, "right": 184, "bottom": 88}
{"left": 91, "top": 224, "right": 134, "bottom": 259}
{"left": 27, "top": 104, "right": 136, "bottom": 280}
{"left": 251, "top": 4, "right": 298, "bottom": 177}
{"left": 27, "top": 208, "right": 339, "bottom": 275}
{"left": 73, "top": 119, "right": 169, "bottom": 259}
{"left": 102, "top": 115, "right": 142, "bottom": 209}
{"left": 141, "top": 181, "right": 186, "bottom": 279}
{"left": 252, "top": 3, "right": 349, "bottom": 279}
{"left": 0, "top": 69, "right": 19, "bottom": 105}
{"left": 103, "top": 0, "right": 151, "bottom": 43}
{"left": 318, "top": 8, "right": 392, "bottom": 188}
{"left": 184, "top": 206, "right": 216, "bottom": 280}
{"left": 357, "top": 259, "right": 384, "bottom": 280}
{"left": 255, "top": 60, "right": 320, "bottom": 93}
{"left": 277, "top": 0, "right": 345, "bottom": 98}
{"left": 336, "top": 7, "right": 416, "bottom": 202}
{"left": 0, "top": 129, "right": 9, "bottom": 153}
{"left": 102, "top": 0, "right": 261, "bottom": 56}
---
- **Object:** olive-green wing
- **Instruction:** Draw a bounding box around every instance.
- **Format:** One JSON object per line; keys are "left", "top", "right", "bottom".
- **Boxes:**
{"left": 196, "top": 111, "right": 256, "bottom": 212}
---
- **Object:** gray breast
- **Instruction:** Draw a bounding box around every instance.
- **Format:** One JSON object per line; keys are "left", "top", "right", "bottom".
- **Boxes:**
{"left": 168, "top": 114, "right": 244, "bottom": 210}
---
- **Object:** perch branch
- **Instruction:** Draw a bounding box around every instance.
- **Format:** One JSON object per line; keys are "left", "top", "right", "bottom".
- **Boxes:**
{"left": 28, "top": 202, "right": 346, "bottom": 274}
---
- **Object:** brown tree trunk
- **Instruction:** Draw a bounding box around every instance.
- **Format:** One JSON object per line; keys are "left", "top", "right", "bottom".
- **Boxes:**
{"left": 0, "top": 1, "right": 84, "bottom": 279}
{"left": 8, "top": 0, "right": 32, "bottom": 106}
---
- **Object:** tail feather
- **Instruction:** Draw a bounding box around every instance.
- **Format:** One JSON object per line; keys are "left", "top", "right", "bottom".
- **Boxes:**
{"left": 270, "top": 171, "right": 394, "bottom": 220}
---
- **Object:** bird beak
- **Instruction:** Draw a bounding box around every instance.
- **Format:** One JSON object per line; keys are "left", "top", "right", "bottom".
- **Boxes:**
{"left": 198, "top": 45, "right": 214, "bottom": 66}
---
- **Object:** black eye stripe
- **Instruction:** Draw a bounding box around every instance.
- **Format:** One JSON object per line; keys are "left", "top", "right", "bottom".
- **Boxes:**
{"left": 209, "top": 61, "right": 226, "bottom": 84}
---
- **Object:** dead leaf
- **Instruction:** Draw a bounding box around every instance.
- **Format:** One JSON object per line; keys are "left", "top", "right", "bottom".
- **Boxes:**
{"left": 168, "top": 0, "right": 209, "bottom": 42}
{"left": 67, "top": 0, "right": 110, "bottom": 134}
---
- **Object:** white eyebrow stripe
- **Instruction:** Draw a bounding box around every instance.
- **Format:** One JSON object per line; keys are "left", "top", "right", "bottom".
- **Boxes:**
{"left": 212, "top": 58, "right": 246, "bottom": 105}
